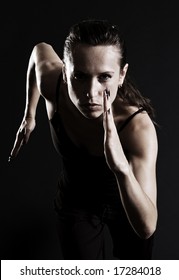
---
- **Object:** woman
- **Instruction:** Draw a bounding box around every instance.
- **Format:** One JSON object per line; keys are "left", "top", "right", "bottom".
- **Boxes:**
{"left": 9, "top": 19, "right": 158, "bottom": 260}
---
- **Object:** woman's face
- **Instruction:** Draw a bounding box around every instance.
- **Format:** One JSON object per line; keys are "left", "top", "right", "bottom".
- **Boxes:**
{"left": 64, "top": 44, "right": 128, "bottom": 119}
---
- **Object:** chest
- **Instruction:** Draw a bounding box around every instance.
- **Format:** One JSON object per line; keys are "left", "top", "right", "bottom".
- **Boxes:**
{"left": 61, "top": 111, "right": 105, "bottom": 156}
{"left": 57, "top": 88, "right": 128, "bottom": 156}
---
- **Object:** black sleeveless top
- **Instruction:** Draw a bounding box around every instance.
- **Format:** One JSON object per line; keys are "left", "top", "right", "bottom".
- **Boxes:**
{"left": 49, "top": 78, "right": 155, "bottom": 260}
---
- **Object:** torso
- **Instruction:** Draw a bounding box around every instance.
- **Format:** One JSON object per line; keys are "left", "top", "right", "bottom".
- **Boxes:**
{"left": 48, "top": 71, "right": 154, "bottom": 212}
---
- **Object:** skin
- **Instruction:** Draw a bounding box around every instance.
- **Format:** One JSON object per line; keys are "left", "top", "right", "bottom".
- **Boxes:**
{"left": 9, "top": 42, "right": 158, "bottom": 239}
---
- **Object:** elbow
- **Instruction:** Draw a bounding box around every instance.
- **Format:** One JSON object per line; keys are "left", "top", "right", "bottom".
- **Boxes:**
{"left": 138, "top": 220, "right": 157, "bottom": 240}
{"left": 35, "top": 42, "right": 49, "bottom": 48}
{"left": 140, "top": 209, "right": 158, "bottom": 239}
{"left": 33, "top": 42, "right": 52, "bottom": 55}
{"left": 136, "top": 214, "right": 158, "bottom": 240}
{"left": 141, "top": 226, "right": 156, "bottom": 240}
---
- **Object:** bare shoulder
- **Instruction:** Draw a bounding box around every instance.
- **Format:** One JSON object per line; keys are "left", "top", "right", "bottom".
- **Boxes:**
{"left": 120, "top": 110, "right": 158, "bottom": 158}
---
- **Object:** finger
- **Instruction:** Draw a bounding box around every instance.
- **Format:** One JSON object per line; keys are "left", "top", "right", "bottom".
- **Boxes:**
{"left": 103, "top": 89, "right": 113, "bottom": 130}
{"left": 103, "top": 89, "right": 108, "bottom": 113}
{"left": 9, "top": 129, "right": 26, "bottom": 160}
{"left": 103, "top": 90, "right": 108, "bottom": 131}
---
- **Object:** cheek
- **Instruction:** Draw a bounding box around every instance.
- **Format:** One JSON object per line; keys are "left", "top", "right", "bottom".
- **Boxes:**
{"left": 69, "top": 79, "right": 87, "bottom": 99}
{"left": 109, "top": 84, "right": 119, "bottom": 102}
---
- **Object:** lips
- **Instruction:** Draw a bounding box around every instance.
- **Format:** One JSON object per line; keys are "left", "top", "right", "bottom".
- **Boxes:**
{"left": 81, "top": 103, "right": 102, "bottom": 111}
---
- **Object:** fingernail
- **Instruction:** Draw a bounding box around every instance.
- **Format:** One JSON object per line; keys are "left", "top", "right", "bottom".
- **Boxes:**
{"left": 8, "top": 155, "right": 14, "bottom": 162}
{"left": 8, "top": 156, "right": 12, "bottom": 162}
{"left": 105, "top": 89, "right": 110, "bottom": 99}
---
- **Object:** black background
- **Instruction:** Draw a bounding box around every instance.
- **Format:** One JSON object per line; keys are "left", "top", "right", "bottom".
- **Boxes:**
{"left": 1, "top": 0, "right": 179, "bottom": 259}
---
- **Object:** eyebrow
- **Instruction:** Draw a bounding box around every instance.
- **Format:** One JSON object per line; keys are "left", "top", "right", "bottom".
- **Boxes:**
{"left": 73, "top": 69, "right": 115, "bottom": 75}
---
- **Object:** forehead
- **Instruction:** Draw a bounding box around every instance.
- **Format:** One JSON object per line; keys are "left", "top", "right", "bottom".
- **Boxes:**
{"left": 68, "top": 44, "right": 121, "bottom": 71}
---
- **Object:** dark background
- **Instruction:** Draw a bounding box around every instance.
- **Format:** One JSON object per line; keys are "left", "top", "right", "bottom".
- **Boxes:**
{"left": 1, "top": 0, "right": 179, "bottom": 259}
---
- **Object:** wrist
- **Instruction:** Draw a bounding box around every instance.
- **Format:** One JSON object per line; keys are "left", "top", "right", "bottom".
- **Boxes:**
{"left": 24, "top": 109, "right": 36, "bottom": 120}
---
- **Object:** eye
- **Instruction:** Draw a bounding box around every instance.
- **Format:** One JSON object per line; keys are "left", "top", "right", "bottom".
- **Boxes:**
{"left": 98, "top": 73, "right": 112, "bottom": 82}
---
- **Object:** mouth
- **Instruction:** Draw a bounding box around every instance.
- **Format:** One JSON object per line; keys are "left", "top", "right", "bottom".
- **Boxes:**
{"left": 80, "top": 103, "right": 102, "bottom": 111}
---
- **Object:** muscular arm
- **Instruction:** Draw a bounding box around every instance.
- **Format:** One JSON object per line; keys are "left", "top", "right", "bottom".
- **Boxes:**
{"left": 115, "top": 122, "right": 158, "bottom": 239}
{"left": 103, "top": 92, "right": 158, "bottom": 239}
{"left": 9, "top": 42, "right": 63, "bottom": 160}
{"left": 24, "top": 48, "right": 41, "bottom": 120}
{"left": 25, "top": 42, "right": 63, "bottom": 119}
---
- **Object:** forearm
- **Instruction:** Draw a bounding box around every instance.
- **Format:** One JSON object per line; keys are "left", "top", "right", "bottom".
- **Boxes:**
{"left": 115, "top": 168, "right": 157, "bottom": 239}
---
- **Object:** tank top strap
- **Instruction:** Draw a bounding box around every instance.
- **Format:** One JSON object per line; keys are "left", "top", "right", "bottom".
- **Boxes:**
{"left": 118, "top": 107, "right": 145, "bottom": 133}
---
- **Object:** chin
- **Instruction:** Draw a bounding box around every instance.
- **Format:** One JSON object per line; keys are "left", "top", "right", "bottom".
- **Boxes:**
{"left": 81, "top": 110, "right": 103, "bottom": 120}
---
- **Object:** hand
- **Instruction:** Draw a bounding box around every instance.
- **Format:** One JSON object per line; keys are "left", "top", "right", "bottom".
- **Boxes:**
{"left": 103, "top": 90, "right": 127, "bottom": 173}
{"left": 8, "top": 117, "right": 36, "bottom": 162}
